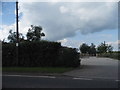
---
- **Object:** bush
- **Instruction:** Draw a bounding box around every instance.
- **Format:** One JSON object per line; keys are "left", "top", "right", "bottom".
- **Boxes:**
{"left": 2, "top": 41, "right": 80, "bottom": 67}
{"left": 57, "top": 47, "right": 80, "bottom": 67}
{"left": 3, "top": 41, "right": 61, "bottom": 67}
{"left": 2, "top": 43, "right": 16, "bottom": 66}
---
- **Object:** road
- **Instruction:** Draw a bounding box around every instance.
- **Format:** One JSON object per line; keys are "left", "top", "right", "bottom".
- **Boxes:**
{"left": 2, "top": 75, "right": 118, "bottom": 88}
{"left": 2, "top": 57, "right": 119, "bottom": 88}
{"left": 64, "top": 57, "right": 119, "bottom": 80}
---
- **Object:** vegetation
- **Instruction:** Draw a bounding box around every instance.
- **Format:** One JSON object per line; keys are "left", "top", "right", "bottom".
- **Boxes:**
{"left": 26, "top": 25, "right": 45, "bottom": 41}
{"left": 97, "top": 51, "right": 120, "bottom": 60}
{"left": 7, "top": 30, "right": 24, "bottom": 43}
{"left": 2, "top": 41, "right": 80, "bottom": 67}
{"left": 2, "top": 25, "right": 80, "bottom": 67}
{"left": 79, "top": 43, "right": 89, "bottom": 54}
{"left": 97, "top": 41, "right": 113, "bottom": 54}
{"left": 3, "top": 67, "right": 74, "bottom": 73}
{"left": 79, "top": 43, "right": 96, "bottom": 56}
{"left": 79, "top": 41, "right": 119, "bottom": 60}
{"left": 57, "top": 47, "right": 80, "bottom": 67}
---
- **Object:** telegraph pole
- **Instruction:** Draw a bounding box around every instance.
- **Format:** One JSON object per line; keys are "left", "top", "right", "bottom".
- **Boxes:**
{"left": 16, "top": 1, "right": 19, "bottom": 66}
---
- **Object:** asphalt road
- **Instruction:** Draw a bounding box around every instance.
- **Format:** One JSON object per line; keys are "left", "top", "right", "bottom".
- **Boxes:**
{"left": 2, "top": 57, "right": 119, "bottom": 88}
{"left": 64, "top": 57, "right": 119, "bottom": 80}
{"left": 2, "top": 75, "right": 119, "bottom": 88}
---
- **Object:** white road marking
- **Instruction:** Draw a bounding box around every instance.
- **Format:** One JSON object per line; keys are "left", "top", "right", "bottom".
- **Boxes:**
{"left": 72, "top": 76, "right": 118, "bottom": 80}
{"left": 73, "top": 77, "right": 93, "bottom": 80}
{"left": 3, "top": 75, "right": 56, "bottom": 79}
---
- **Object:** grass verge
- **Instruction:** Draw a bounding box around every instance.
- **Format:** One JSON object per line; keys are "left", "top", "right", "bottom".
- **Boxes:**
{"left": 97, "top": 52, "right": 120, "bottom": 60}
{"left": 2, "top": 67, "right": 74, "bottom": 73}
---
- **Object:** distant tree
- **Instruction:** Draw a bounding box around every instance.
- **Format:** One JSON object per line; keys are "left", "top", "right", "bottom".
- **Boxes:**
{"left": 89, "top": 43, "right": 96, "bottom": 56}
{"left": 107, "top": 45, "right": 113, "bottom": 53}
{"left": 79, "top": 43, "right": 89, "bottom": 54}
{"left": 97, "top": 42, "right": 107, "bottom": 53}
{"left": 7, "top": 30, "right": 24, "bottom": 43}
{"left": 97, "top": 41, "right": 113, "bottom": 54}
{"left": 26, "top": 25, "right": 45, "bottom": 41}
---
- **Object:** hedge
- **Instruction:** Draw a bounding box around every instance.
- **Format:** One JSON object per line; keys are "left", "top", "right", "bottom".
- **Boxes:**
{"left": 2, "top": 41, "right": 80, "bottom": 67}
{"left": 56, "top": 47, "right": 80, "bottom": 67}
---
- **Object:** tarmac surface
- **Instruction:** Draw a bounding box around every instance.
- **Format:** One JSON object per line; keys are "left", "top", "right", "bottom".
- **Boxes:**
{"left": 63, "top": 57, "right": 119, "bottom": 80}
{"left": 2, "top": 74, "right": 118, "bottom": 88}
{"left": 2, "top": 57, "right": 119, "bottom": 88}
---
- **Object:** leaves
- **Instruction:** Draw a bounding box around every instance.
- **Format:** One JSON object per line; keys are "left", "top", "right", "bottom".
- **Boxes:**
{"left": 97, "top": 42, "right": 113, "bottom": 53}
{"left": 79, "top": 43, "right": 89, "bottom": 54}
{"left": 7, "top": 30, "right": 24, "bottom": 43}
{"left": 26, "top": 25, "right": 45, "bottom": 41}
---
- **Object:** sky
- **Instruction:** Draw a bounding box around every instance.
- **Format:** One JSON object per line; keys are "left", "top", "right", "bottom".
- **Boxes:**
{"left": 0, "top": 1, "right": 119, "bottom": 51}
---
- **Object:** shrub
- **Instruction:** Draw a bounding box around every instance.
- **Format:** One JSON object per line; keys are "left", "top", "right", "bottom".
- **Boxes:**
{"left": 57, "top": 47, "right": 80, "bottom": 67}
{"left": 2, "top": 41, "right": 80, "bottom": 67}
{"left": 2, "top": 43, "right": 16, "bottom": 66}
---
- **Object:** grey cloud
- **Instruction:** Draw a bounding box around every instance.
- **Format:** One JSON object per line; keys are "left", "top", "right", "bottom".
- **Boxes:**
{"left": 19, "top": 2, "right": 117, "bottom": 41}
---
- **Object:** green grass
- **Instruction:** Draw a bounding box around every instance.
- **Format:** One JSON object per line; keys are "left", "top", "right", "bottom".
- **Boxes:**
{"left": 2, "top": 67, "right": 74, "bottom": 73}
{"left": 98, "top": 52, "right": 120, "bottom": 60}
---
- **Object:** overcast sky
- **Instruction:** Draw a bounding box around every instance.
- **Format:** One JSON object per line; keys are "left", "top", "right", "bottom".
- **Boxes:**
{"left": 0, "top": 1, "right": 119, "bottom": 50}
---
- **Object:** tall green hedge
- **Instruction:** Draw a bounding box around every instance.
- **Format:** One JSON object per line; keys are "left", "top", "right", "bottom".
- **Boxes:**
{"left": 57, "top": 47, "right": 80, "bottom": 67}
{"left": 2, "top": 41, "right": 80, "bottom": 67}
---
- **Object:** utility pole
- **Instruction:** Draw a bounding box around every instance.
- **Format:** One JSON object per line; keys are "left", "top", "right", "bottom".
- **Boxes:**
{"left": 16, "top": 1, "right": 19, "bottom": 66}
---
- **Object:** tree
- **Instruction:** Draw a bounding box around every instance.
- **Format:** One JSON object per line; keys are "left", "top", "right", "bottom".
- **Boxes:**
{"left": 1, "top": 39, "right": 7, "bottom": 44}
{"left": 107, "top": 45, "right": 113, "bottom": 53}
{"left": 79, "top": 43, "right": 89, "bottom": 54}
{"left": 97, "top": 43, "right": 107, "bottom": 53}
{"left": 7, "top": 30, "right": 24, "bottom": 43}
{"left": 89, "top": 43, "right": 96, "bottom": 56}
{"left": 26, "top": 25, "right": 45, "bottom": 41}
{"left": 97, "top": 42, "right": 113, "bottom": 54}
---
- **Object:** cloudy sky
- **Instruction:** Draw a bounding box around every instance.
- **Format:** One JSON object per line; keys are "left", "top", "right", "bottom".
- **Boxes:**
{"left": 0, "top": 1, "right": 119, "bottom": 50}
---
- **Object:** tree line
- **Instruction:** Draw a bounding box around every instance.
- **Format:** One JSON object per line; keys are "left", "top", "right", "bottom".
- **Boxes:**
{"left": 2, "top": 24, "right": 116, "bottom": 60}
{"left": 3, "top": 24, "right": 114, "bottom": 56}
{"left": 79, "top": 41, "right": 113, "bottom": 56}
